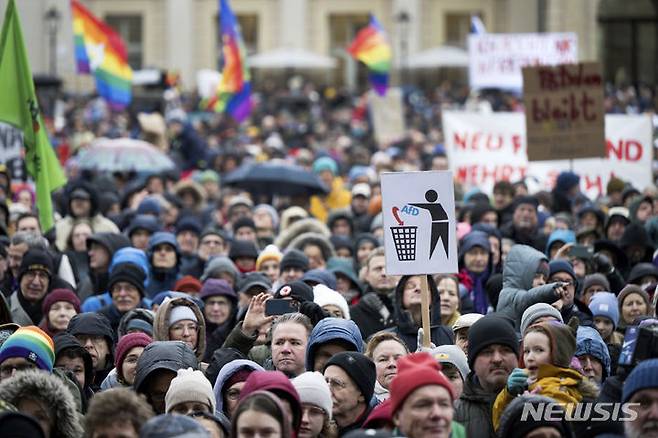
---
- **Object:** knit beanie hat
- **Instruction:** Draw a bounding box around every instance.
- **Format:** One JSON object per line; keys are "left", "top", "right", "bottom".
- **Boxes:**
{"left": 201, "top": 256, "right": 239, "bottom": 283}
{"left": 313, "top": 284, "right": 350, "bottom": 319}
{"left": 312, "top": 156, "right": 338, "bottom": 175}
{"left": 173, "top": 276, "right": 203, "bottom": 294}
{"left": 0, "top": 323, "right": 19, "bottom": 348}
{"left": 589, "top": 292, "right": 620, "bottom": 328}
{"left": 256, "top": 244, "right": 283, "bottom": 271}
{"left": 108, "top": 263, "right": 147, "bottom": 297}
{"left": 575, "top": 326, "right": 611, "bottom": 379}
{"left": 324, "top": 352, "right": 375, "bottom": 403}
{"left": 18, "top": 249, "right": 53, "bottom": 282}
{"left": 41, "top": 288, "right": 81, "bottom": 316}
{"left": 0, "top": 326, "right": 55, "bottom": 372}
{"left": 114, "top": 332, "right": 152, "bottom": 378}
{"left": 233, "top": 217, "right": 257, "bottom": 234}
{"left": 548, "top": 260, "right": 576, "bottom": 281}
{"left": 199, "top": 278, "right": 237, "bottom": 303}
{"left": 520, "top": 303, "right": 564, "bottom": 336}
{"left": 280, "top": 249, "right": 309, "bottom": 272}
{"left": 430, "top": 345, "right": 470, "bottom": 381}
{"left": 467, "top": 314, "right": 519, "bottom": 368}
{"left": 165, "top": 367, "right": 216, "bottom": 413}
{"left": 168, "top": 305, "right": 198, "bottom": 327}
{"left": 274, "top": 281, "right": 314, "bottom": 303}
{"left": 292, "top": 372, "right": 333, "bottom": 419}
{"left": 228, "top": 239, "right": 259, "bottom": 260}
{"left": 623, "top": 358, "right": 658, "bottom": 402}
{"left": 390, "top": 352, "right": 455, "bottom": 414}
{"left": 618, "top": 284, "right": 652, "bottom": 319}
{"left": 521, "top": 321, "right": 577, "bottom": 369}
{"left": 582, "top": 273, "right": 610, "bottom": 293}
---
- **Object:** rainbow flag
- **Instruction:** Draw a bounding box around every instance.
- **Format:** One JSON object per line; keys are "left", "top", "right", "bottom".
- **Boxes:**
{"left": 71, "top": 0, "right": 132, "bottom": 110}
{"left": 205, "top": 0, "right": 252, "bottom": 122}
{"left": 348, "top": 14, "right": 392, "bottom": 96}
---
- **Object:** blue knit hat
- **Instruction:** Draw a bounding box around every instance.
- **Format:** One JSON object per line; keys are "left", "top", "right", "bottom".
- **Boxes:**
{"left": 575, "top": 326, "right": 611, "bottom": 379}
{"left": 588, "top": 292, "right": 619, "bottom": 328}
{"left": 312, "top": 157, "right": 338, "bottom": 175}
{"left": 623, "top": 358, "right": 658, "bottom": 403}
{"left": 548, "top": 260, "right": 576, "bottom": 281}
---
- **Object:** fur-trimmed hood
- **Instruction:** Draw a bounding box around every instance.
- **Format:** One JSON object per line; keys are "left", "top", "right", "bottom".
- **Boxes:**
{"left": 274, "top": 217, "right": 330, "bottom": 251}
{"left": 0, "top": 369, "right": 84, "bottom": 438}
{"left": 288, "top": 232, "right": 336, "bottom": 263}
{"left": 153, "top": 296, "right": 206, "bottom": 361}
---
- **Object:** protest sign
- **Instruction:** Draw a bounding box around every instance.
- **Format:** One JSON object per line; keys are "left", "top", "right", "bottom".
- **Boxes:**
{"left": 468, "top": 33, "right": 578, "bottom": 90}
{"left": 368, "top": 87, "right": 405, "bottom": 145}
{"left": 442, "top": 112, "right": 653, "bottom": 198}
{"left": 523, "top": 62, "right": 605, "bottom": 161}
{"left": 381, "top": 171, "right": 458, "bottom": 276}
{"left": 0, "top": 121, "right": 26, "bottom": 180}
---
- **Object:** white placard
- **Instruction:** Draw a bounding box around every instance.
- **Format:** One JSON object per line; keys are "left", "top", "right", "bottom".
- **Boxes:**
{"left": 368, "top": 87, "right": 405, "bottom": 145}
{"left": 468, "top": 32, "right": 578, "bottom": 90}
{"left": 381, "top": 171, "right": 458, "bottom": 275}
{"left": 441, "top": 111, "right": 653, "bottom": 198}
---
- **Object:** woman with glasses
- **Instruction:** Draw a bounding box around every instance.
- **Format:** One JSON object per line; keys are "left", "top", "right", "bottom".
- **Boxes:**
{"left": 153, "top": 296, "right": 206, "bottom": 362}
{"left": 292, "top": 371, "right": 337, "bottom": 438}
{"left": 212, "top": 359, "right": 264, "bottom": 420}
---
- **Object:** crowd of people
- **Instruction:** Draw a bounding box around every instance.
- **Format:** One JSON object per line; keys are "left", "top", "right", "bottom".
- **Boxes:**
{"left": 0, "top": 80, "right": 657, "bottom": 438}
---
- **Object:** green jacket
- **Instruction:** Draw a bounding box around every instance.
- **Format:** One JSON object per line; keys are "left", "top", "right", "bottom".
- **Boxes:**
{"left": 454, "top": 373, "right": 498, "bottom": 438}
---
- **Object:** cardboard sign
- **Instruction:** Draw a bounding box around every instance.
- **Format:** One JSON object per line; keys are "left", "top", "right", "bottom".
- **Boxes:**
{"left": 368, "top": 87, "right": 405, "bottom": 145}
{"left": 523, "top": 62, "right": 605, "bottom": 161}
{"left": 468, "top": 33, "right": 578, "bottom": 90}
{"left": 441, "top": 111, "right": 653, "bottom": 198}
{"left": 381, "top": 171, "right": 458, "bottom": 275}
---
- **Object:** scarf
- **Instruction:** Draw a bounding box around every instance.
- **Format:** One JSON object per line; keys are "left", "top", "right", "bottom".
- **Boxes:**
{"left": 460, "top": 267, "right": 490, "bottom": 315}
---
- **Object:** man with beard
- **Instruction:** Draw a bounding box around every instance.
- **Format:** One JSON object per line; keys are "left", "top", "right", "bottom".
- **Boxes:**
{"left": 454, "top": 314, "right": 519, "bottom": 438}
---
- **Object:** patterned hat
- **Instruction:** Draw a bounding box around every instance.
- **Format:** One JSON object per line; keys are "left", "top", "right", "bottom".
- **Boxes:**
{"left": 0, "top": 326, "right": 55, "bottom": 372}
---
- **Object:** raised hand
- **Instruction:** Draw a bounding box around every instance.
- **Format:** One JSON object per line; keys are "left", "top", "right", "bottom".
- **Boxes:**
{"left": 242, "top": 293, "right": 275, "bottom": 337}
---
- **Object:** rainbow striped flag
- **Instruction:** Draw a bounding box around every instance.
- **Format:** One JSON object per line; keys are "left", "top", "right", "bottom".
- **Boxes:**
{"left": 71, "top": 0, "right": 132, "bottom": 110}
{"left": 348, "top": 14, "right": 392, "bottom": 96}
{"left": 205, "top": 0, "right": 252, "bottom": 122}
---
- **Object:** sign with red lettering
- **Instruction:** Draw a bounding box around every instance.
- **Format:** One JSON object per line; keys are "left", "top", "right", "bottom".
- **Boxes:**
{"left": 523, "top": 62, "right": 605, "bottom": 161}
{"left": 468, "top": 33, "right": 578, "bottom": 90}
{"left": 442, "top": 112, "right": 653, "bottom": 198}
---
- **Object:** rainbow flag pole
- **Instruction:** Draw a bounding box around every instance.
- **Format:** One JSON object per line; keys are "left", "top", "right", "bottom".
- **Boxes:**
{"left": 348, "top": 14, "right": 392, "bottom": 96}
{"left": 204, "top": 0, "right": 252, "bottom": 123}
{"left": 71, "top": 0, "right": 132, "bottom": 110}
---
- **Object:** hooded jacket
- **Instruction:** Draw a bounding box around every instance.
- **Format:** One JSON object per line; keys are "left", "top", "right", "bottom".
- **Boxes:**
{"left": 117, "top": 308, "right": 155, "bottom": 338}
{"left": 77, "top": 232, "right": 131, "bottom": 301}
{"left": 274, "top": 218, "right": 331, "bottom": 251}
{"left": 388, "top": 275, "right": 453, "bottom": 351}
{"left": 496, "top": 245, "right": 560, "bottom": 331}
{"left": 153, "top": 296, "right": 206, "bottom": 361}
{"left": 454, "top": 372, "right": 499, "bottom": 438}
{"left": 55, "top": 181, "right": 120, "bottom": 251}
{"left": 146, "top": 232, "right": 181, "bottom": 298}
{"left": 576, "top": 326, "right": 612, "bottom": 380}
{"left": 289, "top": 232, "right": 337, "bottom": 264}
{"left": 458, "top": 231, "right": 493, "bottom": 314}
{"left": 212, "top": 359, "right": 264, "bottom": 417}
{"left": 305, "top": 318, "right": 363, "bottom": 371}
{"left": 133, "top": 340, "right": 199, "bottom": 394}
{"left": 67, "top": 312, "right": 116, "bottom": 390}
{"left": 54, "top": 332, "right": 94, "bottom": 394}
{"left": 0, "top": 369, "right": 84, "bottom": 438}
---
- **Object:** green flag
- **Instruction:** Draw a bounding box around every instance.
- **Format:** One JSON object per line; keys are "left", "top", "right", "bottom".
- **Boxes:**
{"left": 0, "top": 0, "right": 66, "bottom": 231}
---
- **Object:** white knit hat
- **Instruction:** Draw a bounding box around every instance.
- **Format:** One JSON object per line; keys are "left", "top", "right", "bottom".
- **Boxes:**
{"left": 292, "top": 371, "right": 332, "bottom": 420}
{"left": 313, "top": 284, "right": 350, "bottom": 319}
{"left": 168, "top": 305, "right": 198, "bottom": 327}
{"left": 165, "top": 367, "right": 215, "bottom": 413}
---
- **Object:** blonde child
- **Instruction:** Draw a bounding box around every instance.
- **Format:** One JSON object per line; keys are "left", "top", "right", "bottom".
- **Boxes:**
{"left": 492, "top": 319, "right": 599, "bottom": 431}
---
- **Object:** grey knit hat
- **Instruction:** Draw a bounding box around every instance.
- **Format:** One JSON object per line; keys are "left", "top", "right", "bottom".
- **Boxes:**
{"left": 430, "top": 345, "right": 470, "bottom": 381}
{"left": 201, "top": 256, "right": 239, "bottom": 282}
{"left": 520, "top": 303, "right": 564, "bottom": 335}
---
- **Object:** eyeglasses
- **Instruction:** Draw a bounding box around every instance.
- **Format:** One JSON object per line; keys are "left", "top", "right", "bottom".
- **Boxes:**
{"left": 0, "top": 362, "right": 36, "bottom": 378}
{"left": 23, "top": 271, "right": 48, "bottom": 282}
{"left": 170, "top": 322, "right": 199, "bottom": 334}
{"left": 302, "top": 404, "right": 326, "bottom": 418}
{"left": 325, "top": 377, "right": 348, "bottom": 391}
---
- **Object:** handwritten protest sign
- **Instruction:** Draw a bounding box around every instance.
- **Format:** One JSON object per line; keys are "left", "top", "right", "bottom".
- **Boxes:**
{"left": 468, "top": 33, "right": 578, "bottom": 90}
{"left": 368, "top": 87, "right": 405, "bottom": 145}
{"left": 442, "top": 112, "right": 653, "bottom": 198}
{"left": 523, "top": 62, "right": 605, "bottom": 161}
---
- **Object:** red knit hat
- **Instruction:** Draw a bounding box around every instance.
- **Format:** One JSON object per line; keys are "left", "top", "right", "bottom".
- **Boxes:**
{"left": 389, "top": 352, "right": 455, "bottom": 414}
{"left": 41, "top": 288, "right": 81, "bottom": 316}
{"left": 174, "top": 276, "right": 203, "bottom": 294}
{"left": 115, "top": 332, "right": 152, "bottom": 379}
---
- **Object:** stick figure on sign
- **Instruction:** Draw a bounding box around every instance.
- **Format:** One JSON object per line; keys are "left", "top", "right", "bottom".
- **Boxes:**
{"left": 410, "top": 189, "right": 449, "bottom": 258}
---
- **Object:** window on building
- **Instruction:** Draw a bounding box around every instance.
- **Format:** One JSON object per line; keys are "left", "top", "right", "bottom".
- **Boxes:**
{"left": 105, "top": 15, "right": 143, "bottom": 70}
{"left": 214, "top": 13, "right": 258, "bottom": 70}
{"left": 445, "top": 13, "right": 482, "bottom": 46}
{"left": 329, "top": 14, "right": 370, "bottom": 88}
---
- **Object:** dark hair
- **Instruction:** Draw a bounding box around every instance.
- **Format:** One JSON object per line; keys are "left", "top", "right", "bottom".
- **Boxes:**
{"left": 493, "top": 181, "right": 514, "bottom": 196}
{"left": 232, "top": 391, "right": 291, "bottom": 438}
{"left": 15, "top": 212, "right": 39, "bottom": 228}
{"left": 85, "top": 388, "right": 154, "bottom": 433}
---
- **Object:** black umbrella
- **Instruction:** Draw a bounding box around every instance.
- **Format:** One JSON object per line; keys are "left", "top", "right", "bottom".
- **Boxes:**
{"left": 223, "top": 162, "right": 329, "bottom": 197}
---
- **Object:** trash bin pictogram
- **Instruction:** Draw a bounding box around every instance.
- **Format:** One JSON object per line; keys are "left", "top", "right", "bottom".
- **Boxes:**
{"left": 390, "top": 226, "right": 417, "bottom": 261}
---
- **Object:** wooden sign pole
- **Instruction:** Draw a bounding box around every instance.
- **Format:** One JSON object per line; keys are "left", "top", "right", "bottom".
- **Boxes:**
{"left": 420, "top": 275, "right": 431, "bottom": 348}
